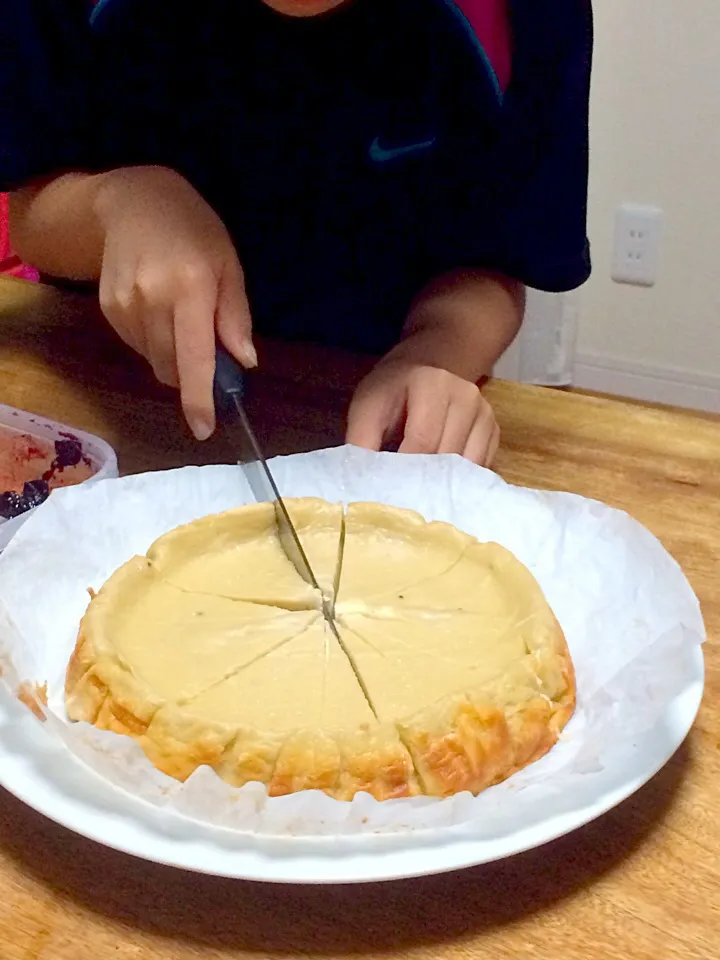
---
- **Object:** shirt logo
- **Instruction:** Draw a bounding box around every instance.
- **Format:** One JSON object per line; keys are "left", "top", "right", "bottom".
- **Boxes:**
{"left": 369, "top": 136, "right": 437, "bottom": 163}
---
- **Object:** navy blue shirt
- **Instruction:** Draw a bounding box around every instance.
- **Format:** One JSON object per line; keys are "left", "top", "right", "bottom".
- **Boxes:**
{"left": 1, "top": 0, "right": 593, "bottom": 354}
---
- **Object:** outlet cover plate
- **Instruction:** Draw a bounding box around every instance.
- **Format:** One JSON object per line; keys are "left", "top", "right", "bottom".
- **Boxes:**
{"left": 612, "top": 203, "right": 663, "bottom": 287}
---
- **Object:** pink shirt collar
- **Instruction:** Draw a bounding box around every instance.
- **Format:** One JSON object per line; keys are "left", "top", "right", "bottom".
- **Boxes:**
{"left": 453, "top": 0, "right": 512, "bottom": 91}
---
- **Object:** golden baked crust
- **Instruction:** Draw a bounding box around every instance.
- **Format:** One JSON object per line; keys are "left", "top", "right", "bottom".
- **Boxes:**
{"left": 65, "top": 497, "right": 576, "bottom": 802}
{"left": 398, "top": 658, "right": 575, "bottom": 797}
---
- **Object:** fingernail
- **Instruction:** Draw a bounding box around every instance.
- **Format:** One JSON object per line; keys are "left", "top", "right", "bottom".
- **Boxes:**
{"left": 191, "top": 417, "right": 214, "bottom": 442}
{"left": 238, "top": 341, "right": 258, "bottom": 369}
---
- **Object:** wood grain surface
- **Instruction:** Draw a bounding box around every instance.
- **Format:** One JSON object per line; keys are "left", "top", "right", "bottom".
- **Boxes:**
{"left": 0, "top": 276, "right": 718, "bottom": 960}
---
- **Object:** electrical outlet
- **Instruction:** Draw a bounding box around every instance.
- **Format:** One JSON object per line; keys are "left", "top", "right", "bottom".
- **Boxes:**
{"left": 612, "top": 203, "right": 663, "bottom": 287}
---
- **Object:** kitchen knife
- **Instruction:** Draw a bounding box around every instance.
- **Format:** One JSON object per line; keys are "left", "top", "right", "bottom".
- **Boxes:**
{"left": 213, "top": 345, "right": 330, "bottom": 608}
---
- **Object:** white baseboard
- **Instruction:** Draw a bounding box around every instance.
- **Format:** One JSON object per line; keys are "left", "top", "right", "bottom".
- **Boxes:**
{"left": 573, "top": 352, "right": 720, "bottom": 413}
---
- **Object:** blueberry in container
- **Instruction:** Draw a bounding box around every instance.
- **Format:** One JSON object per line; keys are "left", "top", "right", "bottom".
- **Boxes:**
{"left": 0, "top": 404, "right": 118, "bottom": 551}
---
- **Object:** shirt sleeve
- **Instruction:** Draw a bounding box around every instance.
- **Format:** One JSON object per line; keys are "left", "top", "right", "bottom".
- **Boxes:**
{"left": 423, "top": 0, "right": 593, "bottom": 294}
{"left": 483, "top": 0, "right": 593, "bottom": 292}
{"left": 0, "top": 1, "right": 94, "bottom": 191}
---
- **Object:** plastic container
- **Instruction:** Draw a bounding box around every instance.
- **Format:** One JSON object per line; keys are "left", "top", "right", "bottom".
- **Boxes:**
{"left": 0, "top": 404, "right": 118, "bottom": 551}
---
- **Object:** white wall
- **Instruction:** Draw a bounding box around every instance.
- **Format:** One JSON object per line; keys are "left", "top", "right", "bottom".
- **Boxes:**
{"left": 575, "top": 0, "right": 720, "bottom": 411}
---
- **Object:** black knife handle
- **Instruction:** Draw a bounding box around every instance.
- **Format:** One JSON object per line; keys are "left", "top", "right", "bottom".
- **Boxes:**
{"left": 214, "top": 345, "right": 247, "bottom": 422}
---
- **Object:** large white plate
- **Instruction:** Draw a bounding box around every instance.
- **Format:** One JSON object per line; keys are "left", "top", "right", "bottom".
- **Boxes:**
{"left": 0, "top": 647, "right": 703, "bottom": 885}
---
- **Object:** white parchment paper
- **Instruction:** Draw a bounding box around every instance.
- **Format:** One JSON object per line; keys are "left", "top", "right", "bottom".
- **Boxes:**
{"left": 0, "top": 447, "right": 705, "bottom": 838}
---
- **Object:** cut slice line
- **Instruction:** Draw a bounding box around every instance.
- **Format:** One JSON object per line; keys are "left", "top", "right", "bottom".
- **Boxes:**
{"left": 330, "top": 510, "right": 346, "bottom": 618}
{"left": 326, "top": 617, "right": 379, "bottom": 720}
{"left": 178, "top": 613, "right": 323, "bottom": 708}
{"left": 337, "top": 502, "right": 473, "bottom": 606}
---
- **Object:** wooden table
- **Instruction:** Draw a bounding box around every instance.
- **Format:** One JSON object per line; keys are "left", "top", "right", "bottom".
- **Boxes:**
{"left": 1, "top": 275, "right": 719, "bottom": 960}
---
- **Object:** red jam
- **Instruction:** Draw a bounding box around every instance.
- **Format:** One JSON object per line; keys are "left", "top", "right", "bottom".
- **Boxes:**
{"left": 0, "top": 429, "right": 95, "bottom": 520}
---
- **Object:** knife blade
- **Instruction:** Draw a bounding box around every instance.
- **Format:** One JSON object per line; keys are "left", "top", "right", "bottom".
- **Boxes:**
{"left": 213, "top": 346, "right": 331, "bottom": 611}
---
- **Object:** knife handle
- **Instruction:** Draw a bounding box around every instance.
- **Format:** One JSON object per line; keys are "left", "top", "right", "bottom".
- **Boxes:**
{"left": 214, "top": 345, "right": 247, "bottom": 421}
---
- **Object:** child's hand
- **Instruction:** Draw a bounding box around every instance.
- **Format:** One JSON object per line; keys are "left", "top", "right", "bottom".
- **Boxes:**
{"left": 95, "top": 166, "right": 256, "bottom": 439}
{"left": 345, "top": 269, "right": 523, "bottom": 466}
{"left": 346, "top": 359, "right": 500, "bottom": 466}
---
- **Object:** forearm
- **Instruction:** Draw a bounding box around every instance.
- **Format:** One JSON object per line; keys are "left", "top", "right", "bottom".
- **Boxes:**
{"left": 394, "top": 269, "right": 525, "bottom": 382}
{"left": 8, "top": 171, "right": 110, "bottom": 280}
